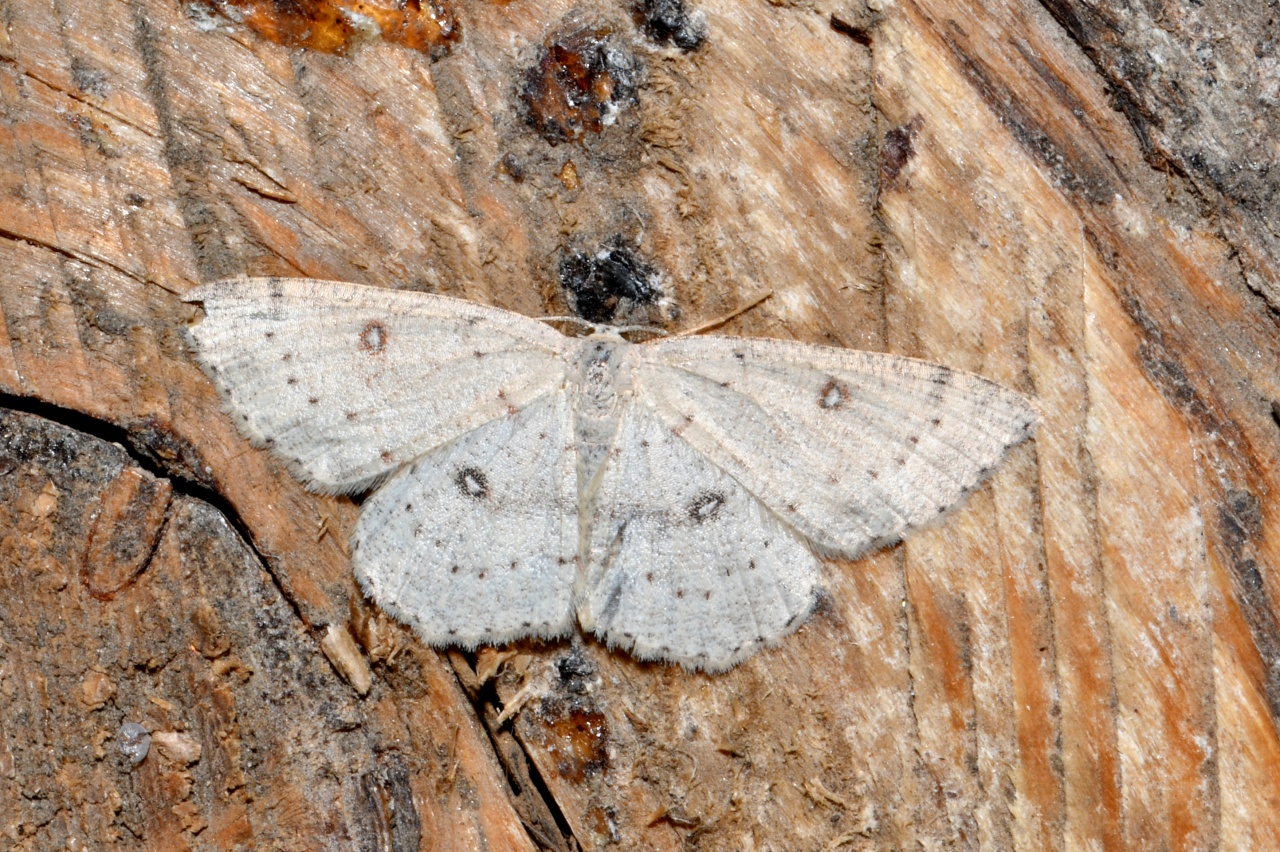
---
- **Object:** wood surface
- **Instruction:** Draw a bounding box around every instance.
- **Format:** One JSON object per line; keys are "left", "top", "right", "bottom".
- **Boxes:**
{"left": 1, "top": 0, "right": 1278, "bottom": 848}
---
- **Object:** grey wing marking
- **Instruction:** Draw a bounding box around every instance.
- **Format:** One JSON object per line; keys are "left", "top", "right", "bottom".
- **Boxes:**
{"left": 577, "top": 404, "right": 821, "bottom": 672}
{"left": 637, "top": 335, "right": 1037, "bottom": 557}
{"left": 353, "top": 393, "right": 579, "bottom": 647}
{"left": 185, "top": 278, "right": 572, "bottom": 492}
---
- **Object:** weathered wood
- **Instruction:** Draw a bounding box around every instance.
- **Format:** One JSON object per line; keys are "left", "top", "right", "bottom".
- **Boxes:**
{"left": 1, "top": 0, "right": 1278, "bottom": 848}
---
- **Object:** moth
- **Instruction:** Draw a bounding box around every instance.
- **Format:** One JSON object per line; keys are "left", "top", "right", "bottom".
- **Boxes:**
{"left": 185, "top": 278, "right": 1035, "bottom": 671}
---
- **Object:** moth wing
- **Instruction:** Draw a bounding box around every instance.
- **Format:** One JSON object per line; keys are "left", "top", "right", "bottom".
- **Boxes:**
{"left": 185, "top": 278, "right": 573, "bottom": 492}
{"left": 577, "top": 404, "right": 821, "bottom": 672}
{"left": 353, "top": 392, "right": 579, "bottom": 647}
{"left": 635, "top": 336, "right": 1037, "bottom": 557}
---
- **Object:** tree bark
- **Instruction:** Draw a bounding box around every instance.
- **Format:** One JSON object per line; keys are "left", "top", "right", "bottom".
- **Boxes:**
{"left": 1, "top": 0, "right": 1277, "bottom": 848}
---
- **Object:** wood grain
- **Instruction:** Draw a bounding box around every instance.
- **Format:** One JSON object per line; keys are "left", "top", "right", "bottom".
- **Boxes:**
{"left": 1, "top": 0, "right": 1277, "bottom": 848}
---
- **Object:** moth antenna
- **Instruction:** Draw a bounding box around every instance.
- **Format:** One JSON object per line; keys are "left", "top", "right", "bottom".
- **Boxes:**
{"left": 675, "top": 291, "right": 774, "bottom": 338}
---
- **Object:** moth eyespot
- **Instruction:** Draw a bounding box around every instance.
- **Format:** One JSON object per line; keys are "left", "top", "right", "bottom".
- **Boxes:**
{"left": 359, "top": 320, "right": 388, "bottom": 354}
{"left": 818, "top": 378, "right": 848, "bottom": 410}
{"left": 455, "top": 467, "right": 490, "bottom": 499}
{"left": 687, "top": 491, "right": 726, "bottom": 524}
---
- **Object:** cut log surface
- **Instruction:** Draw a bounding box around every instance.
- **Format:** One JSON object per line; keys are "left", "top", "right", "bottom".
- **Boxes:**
{"left": 1, "top": 0, "right": 1278, "bottom": 848}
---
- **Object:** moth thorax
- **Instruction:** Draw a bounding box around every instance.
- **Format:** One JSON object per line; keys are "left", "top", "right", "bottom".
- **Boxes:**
{"left": 572, "top": 339, "right": 630, "bottom": 487}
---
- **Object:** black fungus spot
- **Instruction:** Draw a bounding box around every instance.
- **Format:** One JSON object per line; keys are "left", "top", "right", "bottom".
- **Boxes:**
{"left": 880, "top": 117, "right": 922, "bottom": 193}
{"left": 455, "top": 466, "right": 490, "bottom": 500}
{"left": 818, "top": 377, "right": 848, "bottom": 410}
{"left": 687, "top": 490, "right": 726, "bottom": 524}
{"left": 634, "top": 0, "right": 706, "bottom": 51}
{"left": 560, "top": 236, "right": 661, "bottom": 324}
{"left": 518, "top": 27, "right": 640, "bottom": 145}
{"left": 359, "top": 320, "right": 388, "bottom": 355}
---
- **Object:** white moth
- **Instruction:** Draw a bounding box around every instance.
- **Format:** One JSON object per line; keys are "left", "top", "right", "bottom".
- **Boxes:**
{"left": 185, "top": 277, "right": 1036, "bottom": 672}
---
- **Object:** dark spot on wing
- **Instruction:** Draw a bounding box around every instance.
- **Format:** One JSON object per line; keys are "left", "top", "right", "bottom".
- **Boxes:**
{"left": 645, "top": 572, "right": 654, "bottom": 583}
{"left": 455, "top": 466, "right": 490, "bottom": 499}
{"left": 281, "top": 352, "right": 293, "bottom": 362}
{"left": 908, "top": 435, "right": 919, "bottom": 444}
{"left": 703, "top": 590, "right": 711, "bottom": 600}
{"left": 381, "top": 450, "right": 394, "bottom": 462}
{"left": 930, "top": 417, "right": 942, "bottom": 427}
{"left": 450, "top": 565, "right": 460, "bottom": 574}
{"left": 308, "top": 397, "right": 319, "bottom": 405}
{"left": 264, "top": 330, "right": 274, "bottom": 339}
{"left": 287, "top": 376, "right": 298, "bottom": 385}
{"left": 479, "top": 571, "right": 487, "bottom": 579}
{"left": 895, "top": 457, "right": 906, "bottom": 466}
{"left": 733, "top": 350, "right": 745, "bottom": 360}
{"left": 404, "top": 503, "right": 413, "bottom": 512}
{"left": 359, "top": 320, "right": 388, "bottom": 355}
{"left": 818, "top": 377, "right": 848, "bottom": 410}
{"left": 676, "top": 588, "right": 684, "bottom": 598}
{"left": 932, "top": 369, "right": 953, "bottom": 386}
{"left": 687, "top": 490, "right": 726, "bottom": 524}
{"left": 345, "top": 411, "right": 359, "bottom": 421}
